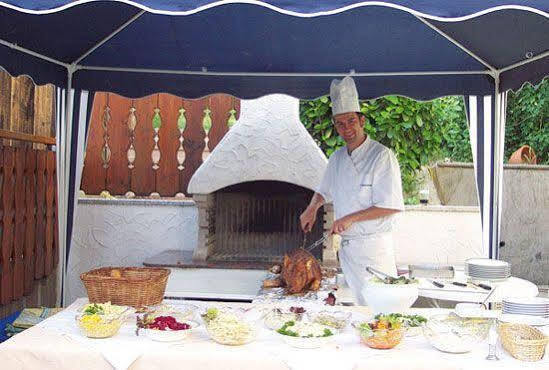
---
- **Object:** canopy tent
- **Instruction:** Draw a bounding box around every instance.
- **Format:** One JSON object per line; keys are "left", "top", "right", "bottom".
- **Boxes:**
{"left": 0, "top": 1, "right": 547, "bottom": 304}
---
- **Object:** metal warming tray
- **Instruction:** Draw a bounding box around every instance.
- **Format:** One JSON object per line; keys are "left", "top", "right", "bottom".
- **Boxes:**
{"left": 408, "top": 264, "right": 455, "bottom": 279}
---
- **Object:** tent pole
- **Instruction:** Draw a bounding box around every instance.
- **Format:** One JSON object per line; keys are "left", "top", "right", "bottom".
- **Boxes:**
{"left": 414, "top": 16, "right": 496, "bottom": 72}
{"left": 491, "top": 71, "right": 503, "bottom": 260}
{"left": 0, "top": 38, "right": 67, "bottom": 67}
{"left": 499, "top": 51, "right": 549, "bottom": 73}
{"left": 77, "top": 65, "right": 490, "bottom": 77}
{"left": 73, "top": 10, "right": 145, "bottom": 64}
{"left": 57, "top": 65, "right": 75, "bottom": 306}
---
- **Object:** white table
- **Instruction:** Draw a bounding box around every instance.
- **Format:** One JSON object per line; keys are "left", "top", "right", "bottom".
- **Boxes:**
{"left": 0, "top": 298, "right": 546, "bottom": 370}
{"left": 417, "top": 269, "right": 539, "bottom": 304}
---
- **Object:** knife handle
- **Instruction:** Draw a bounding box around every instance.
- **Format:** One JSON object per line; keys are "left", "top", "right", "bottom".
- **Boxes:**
{"left": 452, "top": 282, "right": 467, "bottom": 287}
{"left": 477, "top": 283, "right": 492, "bottom": 290}
{"left": 431, "top": 280, "right": 444, "bottom": 288}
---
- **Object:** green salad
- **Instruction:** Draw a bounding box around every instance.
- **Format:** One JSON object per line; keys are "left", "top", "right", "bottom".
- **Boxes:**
{"left": 374, "top": 313, "right": 427, "bottom": 327}
{"left": 83, "top": 303, "right": 104, "bottom": 315}
{"left": 82, "top": 302, "right": 127, "bottom": 316}
{"left": 277, "top": 321, "right": 333, "bottom": 338}
{"left": 370, "top": 276, "right": 418, "bottom": 285}
{"left": 201, "top": 307, "right": 219, "bottom": 323}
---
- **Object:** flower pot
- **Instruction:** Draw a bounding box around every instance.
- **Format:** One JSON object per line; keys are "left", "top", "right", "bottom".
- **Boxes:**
{"left": 509, "top": 145, "right": 537, "bottom": 164}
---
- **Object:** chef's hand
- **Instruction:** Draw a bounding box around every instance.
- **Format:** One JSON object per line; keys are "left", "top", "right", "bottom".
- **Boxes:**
{"left": 300, "top": 206, "right": 317, "bottom": 233}
{"left": 330, "top": 215, "right": 354, "bottom": 235}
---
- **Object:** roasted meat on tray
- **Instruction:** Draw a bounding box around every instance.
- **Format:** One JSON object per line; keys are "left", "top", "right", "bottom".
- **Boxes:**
{"left": 263, "top": 248, "right": 322, "bottom": 294}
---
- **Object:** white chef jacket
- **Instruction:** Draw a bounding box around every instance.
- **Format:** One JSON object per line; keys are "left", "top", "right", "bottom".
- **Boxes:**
{"left": 317, "top": 136, "right": 404, "bottom": 238}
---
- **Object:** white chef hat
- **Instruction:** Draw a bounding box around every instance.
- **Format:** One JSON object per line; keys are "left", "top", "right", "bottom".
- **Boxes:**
{"left": 330, "top": 76, "right": 360, "bottom": 116}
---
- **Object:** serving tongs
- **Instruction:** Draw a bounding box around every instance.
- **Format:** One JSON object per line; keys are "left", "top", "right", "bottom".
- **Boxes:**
{"left": 365, "top": 266, "right": 398, "bottom": 281}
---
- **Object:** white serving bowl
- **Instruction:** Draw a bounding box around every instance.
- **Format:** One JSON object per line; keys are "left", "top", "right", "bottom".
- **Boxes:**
{"left": 145, "top": 320, "right": 199, "bottom": 342}
{"left": 277, "top": 331, "right": 337, "bottom": 349}
{"left": 423, "top": 314, "right": 490, "bottom": 353}
{"left": 263, "top": 309, "right": 301, "bottom": 330}
{"left": 454, "top": 303, "right": 499, "bottom": 319}
{"left": 144, "top": 303, "right": 198, "bottom": 322}
{"left": 308, "top": 310, "right": 352, "bottom": 329}
{"left": 203, "top": 308, "right": 260, "bottom": 346}
{"left": 361, "top": 281, "right": 418, "bottom": 314}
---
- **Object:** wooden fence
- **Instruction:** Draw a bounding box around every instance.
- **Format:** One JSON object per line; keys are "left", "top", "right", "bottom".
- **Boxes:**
{"left": 81, "top": 93, "right": 240, "bottom": 197}
{"left": 0, "top": 71, "right": 58, "bottom": 307}
{"left": 0, "top": 71, "right": 55, "bottom": 150}
{"left": 0, "top": 145, "right": 58, "bottom": 305}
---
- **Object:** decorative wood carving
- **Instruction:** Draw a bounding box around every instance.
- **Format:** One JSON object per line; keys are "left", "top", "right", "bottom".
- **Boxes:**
{"left": 151, "top": 107, "right": 162, "bottom": 170}
{"left": 227, "top": 108, "right": 237, "bottom": 129}
{"left": 101, "top": 103, "right": 111, "bottom": 169}
{"left": 177, "top": 106, "right": 187, "bottom": 170}
{"left": 127, "top": 106, "right": 137, "bottom": 169}
{"left": 202, "top": 107, "right": 212, "bottom": 161}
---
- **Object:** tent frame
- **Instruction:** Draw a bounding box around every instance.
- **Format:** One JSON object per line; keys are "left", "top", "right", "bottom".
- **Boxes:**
{"left": 0, "top": 11, "right": 546, "bottom": 305}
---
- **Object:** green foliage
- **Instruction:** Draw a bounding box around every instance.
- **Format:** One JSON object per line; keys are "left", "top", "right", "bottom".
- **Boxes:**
{"left": 300, "top": 96, "right": 346, "bottom": 157}
{"left": 300, "top": 79, "right": 548, "bottom": 200}
{"left": 505, "top": 78, "right": 548, "bottom": 164}
{"left": 437, "top": 98, "right": 472, "bottom": 163}
{"left": 300, "top": 95, "right": 466, "bottom": 197}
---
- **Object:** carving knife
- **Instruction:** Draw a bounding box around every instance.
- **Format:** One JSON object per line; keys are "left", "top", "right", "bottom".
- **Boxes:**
{"left": 428, "top": 279, "right": 445, "bottom": 288}
{"left": 302, "top": 234, "right": 328, "bottom": 253}
{"left": 470, "top": 282, "right": 492, "bottom": 290}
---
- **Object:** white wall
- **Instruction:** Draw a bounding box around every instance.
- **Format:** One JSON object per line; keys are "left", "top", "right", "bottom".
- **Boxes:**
{"left": 67, "top": 197, "right": 197, "bottom": 305}
{"left": 68, "top": 200, "right": 483, "bottom": 304}
{"left": 432, "top": 163, "right": 549, "bottom": 285}
{"left": 500, "top": 165, "right": 549, "bottom": 286}
{"left": 393, "top": 205, "right": 484, "bottom": 266}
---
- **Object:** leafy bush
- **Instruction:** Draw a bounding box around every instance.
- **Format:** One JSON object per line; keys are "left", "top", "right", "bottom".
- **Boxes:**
{"left": 300, "top": 78, "right": 548, "bottom": 201}
{"left": 505, "top": 79, "right": 548, "bottom": 164}
{"left": 438, "top": 99, "right": 472, "bottom": 163}
{"left": 300, "top": 95, "right": 466, "bottom": 197}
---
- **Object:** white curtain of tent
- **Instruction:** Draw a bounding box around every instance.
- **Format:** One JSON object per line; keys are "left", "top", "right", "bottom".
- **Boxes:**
{"left": 466, "top": 92, "right": 508, "bottom": 259}
{"left": 55, "top": 87, "right": 93, "bottom": 305}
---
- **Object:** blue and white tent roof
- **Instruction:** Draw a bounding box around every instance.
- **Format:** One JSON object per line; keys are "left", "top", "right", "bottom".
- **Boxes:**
{"left": 1, "top": 1, "right": 548, "bottom": 18}
{"left": 0, "top": 1, "right": 548, "bottom": 99}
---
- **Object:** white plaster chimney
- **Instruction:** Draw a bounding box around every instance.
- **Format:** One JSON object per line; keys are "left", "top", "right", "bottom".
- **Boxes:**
{"left": 188, "top": 94, "right": 327, "bottom": 194}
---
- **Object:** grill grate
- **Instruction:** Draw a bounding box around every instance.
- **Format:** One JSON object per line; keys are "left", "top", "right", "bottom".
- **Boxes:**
{"left": 209, "top": 190, "right": 323, "bottom": 263}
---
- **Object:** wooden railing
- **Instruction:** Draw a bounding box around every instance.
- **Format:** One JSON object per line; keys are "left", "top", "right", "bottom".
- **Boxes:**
{"left": 0, "top": 129, "right": 55, "bottom": 147}
{"left": 0, "top": 145, "right": 58, "bottom": 305}
{"left": 81, "top": 93, "right": 240, "bottom": 197}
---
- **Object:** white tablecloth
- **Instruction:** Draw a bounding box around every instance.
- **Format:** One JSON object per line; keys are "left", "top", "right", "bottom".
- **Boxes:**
{"left": 0, "top": 298, "right": 547, "bottom": 370}
{"left": 417, "top": 270, "right": 539, "bottom": 303}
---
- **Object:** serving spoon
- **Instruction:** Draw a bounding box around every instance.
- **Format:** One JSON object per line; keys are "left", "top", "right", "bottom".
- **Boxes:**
{"left": 480, "top": 286, "right": 497, "bottom": 309}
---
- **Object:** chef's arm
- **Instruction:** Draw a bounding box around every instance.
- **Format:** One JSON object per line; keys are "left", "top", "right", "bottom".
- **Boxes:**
{"left": 300, "top": 193, "right": 326, "bottom": 232}
{"left": 330, "top": 206, "right": 400, "bottom": 234}
{"left": 306, "top": 193, "right": 326, "bottom": 212}
{"left": 348, "top": 206, "right": 400, "bottom": 222}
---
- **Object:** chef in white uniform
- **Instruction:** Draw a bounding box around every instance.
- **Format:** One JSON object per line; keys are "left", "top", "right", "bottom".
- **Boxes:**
{"left": 300, "top": 76, "right": 404, "bottom": 305}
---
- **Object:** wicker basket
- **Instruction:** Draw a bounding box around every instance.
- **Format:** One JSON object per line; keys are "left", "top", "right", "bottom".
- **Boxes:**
{"left": 80, "top": 267, "right": 170, "bottom": 308}
{"left": 498, "top": 323, "right": 548, "bottom": 362}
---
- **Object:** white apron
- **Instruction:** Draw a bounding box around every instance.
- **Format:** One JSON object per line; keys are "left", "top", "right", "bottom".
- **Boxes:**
{"left": 317, "top": 138, "right": 403, "bottom": 306}
{"left": 339, "top": 233, "right": 397, "bottom": 306}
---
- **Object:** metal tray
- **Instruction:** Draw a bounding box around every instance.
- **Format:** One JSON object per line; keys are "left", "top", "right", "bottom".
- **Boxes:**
{"left": 408, "top": 264, "right": 455, "bottom": 279}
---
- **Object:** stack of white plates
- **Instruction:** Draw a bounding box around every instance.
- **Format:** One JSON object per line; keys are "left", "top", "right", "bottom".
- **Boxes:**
{"left": 465, "top": 258, "right": 511, "bottom": 280}
{"left": 502, "top": 297, "right": 549, "bottom": 318}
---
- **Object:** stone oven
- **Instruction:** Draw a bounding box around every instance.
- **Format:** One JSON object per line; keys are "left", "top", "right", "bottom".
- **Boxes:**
{"left": 188, "top": 94, "right": 336, "bottom": 266}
